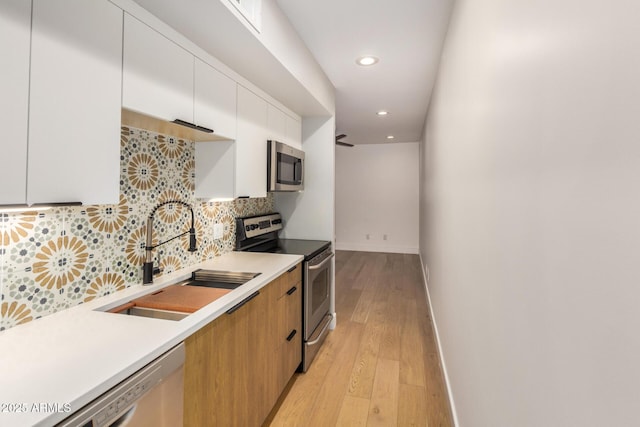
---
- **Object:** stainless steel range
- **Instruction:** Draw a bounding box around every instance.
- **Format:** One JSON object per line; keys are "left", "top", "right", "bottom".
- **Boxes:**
{"left": 236, "top": 213, "right": 333, "bottom": 372}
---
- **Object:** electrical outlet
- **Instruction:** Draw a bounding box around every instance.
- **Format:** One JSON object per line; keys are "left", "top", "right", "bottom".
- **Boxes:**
{"left": 366, "top": 234, "right": 370, "bottom": 240}
{"left": 383, "top": 234, "right": 388, "bottom": 241}
{"left": 214, "top": 223, "right": 224, "bottom": 240}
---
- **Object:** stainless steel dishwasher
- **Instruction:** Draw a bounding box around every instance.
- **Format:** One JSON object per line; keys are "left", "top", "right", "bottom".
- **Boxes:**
{"left": 57, "top": 343, "right": 184, "bottom": 427}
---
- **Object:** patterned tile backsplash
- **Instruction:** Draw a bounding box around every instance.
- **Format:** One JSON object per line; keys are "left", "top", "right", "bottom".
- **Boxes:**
{"left": 0, "top": 127, "right": 274, "bottom": 331}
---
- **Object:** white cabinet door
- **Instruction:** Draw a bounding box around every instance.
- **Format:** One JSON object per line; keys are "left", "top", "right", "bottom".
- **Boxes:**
{"left": 27, "top": 0, "right": 122, "bottom": 205}
{"left": 0, "top": 0, "right": 31, "bottom": 204}
{"left": 267, "top": 104, "right": 287, "bottom": 143}
{"left": 194, "top": 59, "right": 237, "bottom": 140}
{"left": 267, "top": 104, "right": 302, "bottom": 149}
{"left": 285, "top": 115, "right": 302, "bottom": 149}
{"left": 236, "top": 86, "right": 268, "bottom": 198}
{"left": 123, "top": 13, "right": 194, "bottom": 124}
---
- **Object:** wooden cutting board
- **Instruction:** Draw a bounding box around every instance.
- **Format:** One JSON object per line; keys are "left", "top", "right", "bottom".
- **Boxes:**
{"left": 132, "top": 285, "right": 232, "bottom": 313}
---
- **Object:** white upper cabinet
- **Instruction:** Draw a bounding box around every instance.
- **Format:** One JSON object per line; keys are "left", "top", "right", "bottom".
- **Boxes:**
{"left": 285, "top": 114, "right": 302, "bottom": 149}
{"left": 236, "top": 86, "right": 268, "bottom": 198}
{"left": 27, "top": 0, "right": 123, "bottom": 205}
{"left": 267, "top": 103, "right": 302, "bottom": 148}
{"left": 123, "top": 13, "right": 194, "bottom": 124}
{"left": 0, "top": 0, "right": 31, "bottom": 204}
{"left": 196, "top": 85, "right": 267, "bottom": 199}
{"left": 267, "top": 104, "right": 287, "bottom": 143}
{"left": 194, "top": 58, "right": 237, "bottom": 140}
{"left": 197, "top": 89, "right": 305, "bottom": 200}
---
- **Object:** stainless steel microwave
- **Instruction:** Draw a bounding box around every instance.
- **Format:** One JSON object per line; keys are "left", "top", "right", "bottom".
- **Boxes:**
{"left": 267, "top": 140, "right": 304, "bottom": 192}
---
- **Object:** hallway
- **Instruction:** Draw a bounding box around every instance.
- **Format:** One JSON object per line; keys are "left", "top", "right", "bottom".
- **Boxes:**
{"left": 267, "top": 251, "right": 453, "bottom": 426}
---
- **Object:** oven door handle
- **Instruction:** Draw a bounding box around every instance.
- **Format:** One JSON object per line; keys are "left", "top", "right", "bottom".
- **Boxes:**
{"left": 308, "top": 253, "right": 334, "bottom": 271}
{"left": 306, "top": 313, "right": 333, "bottom": 345}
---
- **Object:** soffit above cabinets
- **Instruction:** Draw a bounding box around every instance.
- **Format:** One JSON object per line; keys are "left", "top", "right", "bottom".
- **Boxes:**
{"left": 127, "top": 0, "right": 333, "bottom": 117}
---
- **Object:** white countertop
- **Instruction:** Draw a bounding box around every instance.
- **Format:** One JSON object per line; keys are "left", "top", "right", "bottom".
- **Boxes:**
{"left": 0, "top": 251, "right": 303, "bottom": 427}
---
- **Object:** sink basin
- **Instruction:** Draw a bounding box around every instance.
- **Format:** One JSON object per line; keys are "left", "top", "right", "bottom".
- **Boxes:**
{"left": 96, "top": 270, "right": 261, "bottom": 320}
{"left": 185, "top": 269, "right": 261, "bottom": 289}
{"left": 111, "top": 305, "right": 188, "bottom": 321}
{"left": 182, "top": 279, "right": 244, "bottom": 289}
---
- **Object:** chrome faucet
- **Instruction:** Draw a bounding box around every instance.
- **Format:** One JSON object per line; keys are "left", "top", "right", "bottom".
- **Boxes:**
{"left": 143, "top": 200, "right": 197, "bottom": 284}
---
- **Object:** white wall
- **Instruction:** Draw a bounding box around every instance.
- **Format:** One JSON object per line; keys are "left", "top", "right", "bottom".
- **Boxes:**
{"left": 275, "top": 116, "right": 335, "bottom": 242}
{"left": 275, "top": 116, "right": 336, "bottom": 328}
{"left": 421, "top": 0, "right": 640, "bottom": 426}
{"left": 336, "top": 142, "right": 419, "bottom": 254}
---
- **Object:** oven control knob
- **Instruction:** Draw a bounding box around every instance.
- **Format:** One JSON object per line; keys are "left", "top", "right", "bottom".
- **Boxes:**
{"left": 245, "top": 225, "right": 251, "bottom": 232}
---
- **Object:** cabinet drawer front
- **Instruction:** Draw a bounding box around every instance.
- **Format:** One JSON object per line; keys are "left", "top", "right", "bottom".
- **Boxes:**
{"left": 275, "top": 263, "right": 302, "bottom": 298}
{"left": 284, "top": 287, "right": 302, "bottom": 334}
{"left": 277, "top": 327, "right": 302, "bottom": 391}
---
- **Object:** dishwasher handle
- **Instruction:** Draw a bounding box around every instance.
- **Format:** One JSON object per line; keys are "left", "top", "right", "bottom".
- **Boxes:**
{"left": 110, "top": 405, "right": 137, "bottom": 427}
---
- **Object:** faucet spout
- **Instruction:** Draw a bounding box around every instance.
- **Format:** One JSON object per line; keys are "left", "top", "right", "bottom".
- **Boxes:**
{"left": 143, "top": 200, "right": 197, "bottom": 285}
{"left": 142, "top": 215, "right": 155, "bottom": 284}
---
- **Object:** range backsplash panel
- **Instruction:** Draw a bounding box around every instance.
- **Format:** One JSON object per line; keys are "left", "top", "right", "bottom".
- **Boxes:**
{"left": 0, "top": 127, "right": 273, "bottom": 331}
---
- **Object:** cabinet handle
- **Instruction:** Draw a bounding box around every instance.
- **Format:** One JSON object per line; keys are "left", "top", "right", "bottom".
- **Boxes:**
{"left": 286, "top": 286, "right": 297, "bottom": 296}
{"left": 172, "top": 119, "right": 214, "bottom": 134}
{"left": 31, "top": 201, "right": 83, "bottom": 208}
{"left": 286, "top": 329, "right": 297, "bottom": 342}
{"left": 226, "top": 291, "right": 260, "bottom": 314}
{"left": 287, "top": 265, "right": 297, "bottom": 273}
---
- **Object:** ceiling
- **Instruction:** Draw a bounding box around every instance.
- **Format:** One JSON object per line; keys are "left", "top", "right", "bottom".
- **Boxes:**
{"left": 276, "top": 0, "right": 453, "bottom": 145}
{"left": 131, "top": 0, "right": 453, "bottom": 146}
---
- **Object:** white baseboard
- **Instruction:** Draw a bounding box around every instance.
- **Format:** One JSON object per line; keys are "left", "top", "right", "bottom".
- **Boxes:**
{"left": 418, "top": 254, "right": 459, "bottom": 427}
{"left": 335, "top": 241, "right": 419, "bottom": 254}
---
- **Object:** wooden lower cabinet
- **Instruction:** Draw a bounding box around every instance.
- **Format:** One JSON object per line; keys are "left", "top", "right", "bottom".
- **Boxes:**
{"left": 275, "top": 279, "right": 302, "bottom": 393}
{"left": 184, "top": 264, "right": 302, "bottom": 426}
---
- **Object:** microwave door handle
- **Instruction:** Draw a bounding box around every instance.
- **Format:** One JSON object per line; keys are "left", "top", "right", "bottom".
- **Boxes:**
{"left": 308, "top": 253, "right": 334, "bottom": 271}
{"left": 296, "top": 159, "right": 303, "bottom": 182}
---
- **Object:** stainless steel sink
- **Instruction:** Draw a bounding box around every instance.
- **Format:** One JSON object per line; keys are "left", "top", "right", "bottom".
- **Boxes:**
{"left": 112, "top": 306, "right": 188, "bottom": 321}
{"left": 97, "top": 270, "right": 261, "bottom": 320}
{"left": 184, "top": 269, "right": 261, "bottom": 289}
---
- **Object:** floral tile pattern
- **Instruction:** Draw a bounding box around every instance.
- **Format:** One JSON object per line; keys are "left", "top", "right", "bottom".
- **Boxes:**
{"left": 0, "top": 127, "right": 274, "bottom": 331}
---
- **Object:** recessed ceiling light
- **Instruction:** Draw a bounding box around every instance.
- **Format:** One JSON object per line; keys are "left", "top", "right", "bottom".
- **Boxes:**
{"left": 356, "top": 55, "right": 379, "bottom": 66}
{"left": 386, "top": 135, "right": 395, "bottom": 140}
{"left": 377, "top": 110, "right": 388, "bottom": 116}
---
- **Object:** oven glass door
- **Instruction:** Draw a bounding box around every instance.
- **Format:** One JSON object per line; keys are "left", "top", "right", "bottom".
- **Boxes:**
{"left": 304, "top": 250, "right": 333, "bottom": 339}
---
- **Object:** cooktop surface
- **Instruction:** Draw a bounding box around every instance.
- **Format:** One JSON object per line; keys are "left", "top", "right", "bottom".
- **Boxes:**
{"left": 241, "top": 238, "right": 330, "bottom": 260}
{"left": 276, "top": 239, "right": 331, "bottom": 260}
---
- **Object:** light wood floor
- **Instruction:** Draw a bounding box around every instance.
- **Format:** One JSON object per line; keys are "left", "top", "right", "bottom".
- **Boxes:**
{"left": 266, "top": 251, "right": 453, "bottom": 427}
